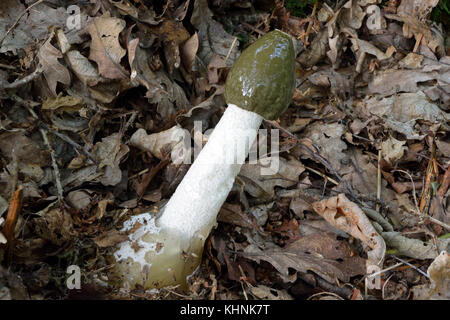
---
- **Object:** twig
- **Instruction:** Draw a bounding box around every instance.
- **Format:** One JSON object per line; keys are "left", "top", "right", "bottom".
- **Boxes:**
{"left": 376, "top": 150, "right": 381, "bottom": 213}
{"left": 389, "top": 255, "right": 430, "bottom": 279}
{"left": 393, "top": 169, "right": 419, "bottom": 213}
{"left": 0, "top": 0, "right": 45, "bottom": 47}
{"left": 393, "top": 169, "right": 449, "bottom": 231}
{"left": 304, "top": 165, "right": 339, "bottom": 185}
{"left": 413, "top": 33, "right": 423, "bottom": 53}
{"left": 224, "top": 37, "right": 239, "bottom": 64}
{"left": 24, "top": 105, "right": 64, "bottom": 204}
{"left": 366, "top": 262, "right": 404, "bottom": 280}
{"left": 3, "top": 185, "right": 23, "bottom": 264}
{"left": 426, "top": 216, "right": 450, "bottom": 231}
{"left": 0, "top": 63, "right": 16, "bottom": 70}
{"left": 38, "top": 122, "right": 97, "bottom": 164}
{"left": 0, "top": 67, "right": 43, "bottom": 90}
{"left": 304, "top": 0, "right": 318, "bottom": 43}
{"left": 241, "top": 22, "right": 266, "bottom": 36}
{"left": 41, "top": 127, "right": 64, "bottom": 204}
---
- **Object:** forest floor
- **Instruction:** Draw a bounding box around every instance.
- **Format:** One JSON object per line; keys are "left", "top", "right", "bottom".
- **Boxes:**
{"left": 0, "top": 0, "right": 449, "bottom": 300}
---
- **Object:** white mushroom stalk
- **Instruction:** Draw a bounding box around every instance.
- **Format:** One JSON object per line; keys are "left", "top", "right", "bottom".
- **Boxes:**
{"left": 113, "top": 30, "right": 295, "bottom": 290}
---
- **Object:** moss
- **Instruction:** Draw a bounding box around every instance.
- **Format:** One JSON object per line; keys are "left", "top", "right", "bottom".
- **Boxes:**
{"left": 285, "top": 0, "right": 316, "bottom": 18}
{"left": 431, "top": 0, "right": 450, "bottom": 29}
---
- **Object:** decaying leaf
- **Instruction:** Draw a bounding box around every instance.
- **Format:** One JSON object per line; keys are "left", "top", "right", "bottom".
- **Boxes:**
{"left": 130, "top": 126, "right": 189, "bottom": 164}
{"left": 300, "top": 122, "right": 348, "bottom": 172}
{"left": 312, "top": 194, "right": 386, "bottom": 273}
{"left": 42, "top": 94, "right": 82, "bottom": 112}
{"left": 382, "top": 232, "right": 449, "bottom": 260}
{"left": 66, "top": 50, "right": 102, "bottom": 86}
{"left": 94, "top": 133, "right": 129, "bottom": 186}
{"left": 93, "top": 229, "right": 128, "bottom": 248}
{"left": 365, "top": 92, "right": 449, "bottom": 139}
{"left": 0, "top": 132, "right": 46, "bottom": 166}
{"left": 191, "top": 0, "right": 239, "bottom": 67}
{"left": 0, "top": 1, "right": 69, "bottom": 54}
{"left": 34, "top": 203, "right": 76, "bottom": 246}
{"left": 38, "top": 35, "right": 71, "bottom": 96}
{"left": 67, "top": 190, "right": 92, "bottom": 210}
{"left": 368, "top": 69, "right": 440, "bottom": 96}
{"left": 241, "top": 231, "right": 366, "bottom": 283}
{"left": 411, "top": 251, "right": 450, "bottom": 300}
{"left": 249, "top": 285, "right": 293, "bottom": 300}
{"left": 238, "top": 157, "right": 304, "bottom": 199}
{"left": 87, "top": 14, "right": 127, "bottom": 79}
{"left": 381, "top": 136, "right": 407, "bottom": 164}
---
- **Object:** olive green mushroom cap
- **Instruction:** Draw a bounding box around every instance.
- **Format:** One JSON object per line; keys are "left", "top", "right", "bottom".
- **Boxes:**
{"left": 224, "top": 29, "right": 296, "bottom": 120}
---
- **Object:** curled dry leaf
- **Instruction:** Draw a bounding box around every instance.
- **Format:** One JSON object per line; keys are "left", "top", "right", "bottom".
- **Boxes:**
{"left": 34, "top": 204, "right": 76, "bottom": 246}
{"left": 427, "top": 251, "right": 450, "bottom": 299}
{"left": 298, "top": 30, "right": 329, "bottom": 68}
{"left": 241, "top": 231, "right": 366, "bottom": 283}
{"left": 341, "top": 0, "right": 366, "bottom": 29}
{"left": 191, "top": 0, "right": 239, "bottom": 67}
{"left": 411, "top": 251, "right": 450, "bottom": 299}
{"left": 87, "top": 14, "right": 127, "bottom": 79}
{"left": 0, "top": 1, "right": 69, "bottom": 54}
{"left": 382, "top": 232, "right": 449, "bottom": 260}
{"left": 238, "top": 157, "right": 304, "bottom": 200}
{"left": 38, "top": 35, "right": 71, "bottom": 96}
{"left": 381, "top": 136, "right": 407, "bottom": 164}
{"left": 207, "top": 54, "right": 227, "bottom": 84}
{"left": 312, "top": 194, "right": 386, "bottom": 272}
{"left": 365, "top": 92, "right": 449, "bottom": 140}
{"left": 181, "top": 32, "right": 199, "bottom": 72}
{"left": 66, "top": 50, "right": 101, "bottom": 86}
{"left": 300, "top": 122, "right": 348, "bottom": 172}
{"left": 249, "top": 285, "right": 293, "bottom": 300}
{"left": 130, "top": 126, "right": 189, "bottom": 164}
{"left": 42, "top": 94, "right": 82, "bottom": 112}
{"left": 94, "top": 133, "right": 129, "bottom": 186}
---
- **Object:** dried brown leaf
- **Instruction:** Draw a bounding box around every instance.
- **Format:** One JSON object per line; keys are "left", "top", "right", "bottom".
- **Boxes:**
{"left": 38, "top": 36, "right": 71, "bottom": 96}
{"left": 87, "top": 14, "right": 127, "bottom": 79}
{"left": 312, "top": 194, "right": 386, "bottom": 269}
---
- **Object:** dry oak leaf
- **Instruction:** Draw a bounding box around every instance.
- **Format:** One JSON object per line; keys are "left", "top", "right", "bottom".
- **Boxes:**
{"left": 241, "top": 231, "right": 365, "bottom": 284}
{"left": 381, "top": 136, "right": 407, "bottom": 164}
{"left": 38, "top": 37, "right": 71, "bottom": 96}
{"left": 87, "top": 14, "right": 127, "bottom": 79}
{"left": 312, "top": 194, "right": 386, "bottom": 270}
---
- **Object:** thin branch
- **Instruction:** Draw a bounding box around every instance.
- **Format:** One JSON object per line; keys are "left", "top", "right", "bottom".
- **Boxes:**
{"left": 22, "top": 103, "right": 64, "bottom": 204}
{"left": 0, "top": 67, "right": 43, "bottom": 90}
{"left": 0, "top": 0, "right": 45, "bottom": 47}
{"left": 389, "top": 255, "right": 430, "bottom": 279}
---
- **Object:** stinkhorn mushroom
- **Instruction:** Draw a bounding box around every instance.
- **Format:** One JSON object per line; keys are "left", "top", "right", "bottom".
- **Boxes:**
{"left": 114, "top": 30, "right": 295, "bottom": 290}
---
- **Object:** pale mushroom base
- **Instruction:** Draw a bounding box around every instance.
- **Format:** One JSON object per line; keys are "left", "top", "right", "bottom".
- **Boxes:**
{"left": 113, "top": 104, "right": 263, "bottom": 290}
{"left": 113, "top": 213, "right": 206, "bottom": 290}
